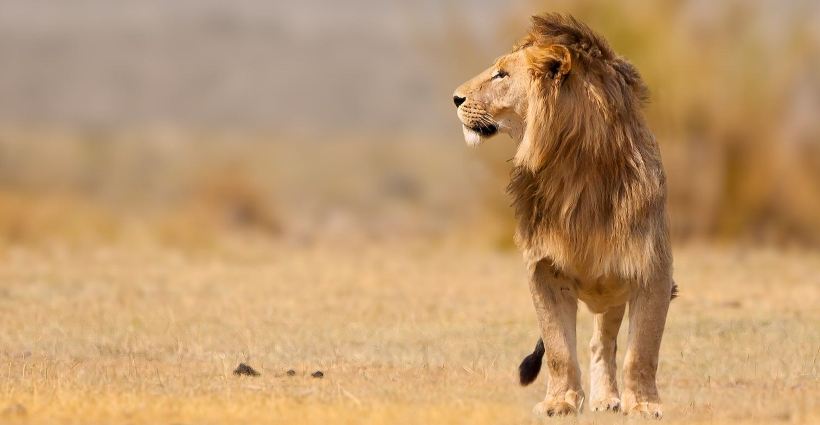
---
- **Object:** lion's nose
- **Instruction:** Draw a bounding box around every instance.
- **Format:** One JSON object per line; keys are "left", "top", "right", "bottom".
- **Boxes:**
{"left": 453, "top": 96, "right": 466, "bottom": 108}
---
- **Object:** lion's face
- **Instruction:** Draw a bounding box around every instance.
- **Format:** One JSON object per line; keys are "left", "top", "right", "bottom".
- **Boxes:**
{"left": 452, "top": 48, "right": 533, "bottom": 146}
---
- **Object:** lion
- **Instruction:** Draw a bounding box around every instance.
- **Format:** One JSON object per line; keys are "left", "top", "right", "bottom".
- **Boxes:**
{"left": 453, "top": 14, "right": 676, "bottom": 418}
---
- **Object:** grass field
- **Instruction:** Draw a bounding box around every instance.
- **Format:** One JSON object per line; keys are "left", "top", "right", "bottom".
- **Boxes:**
{"left": 0, "top": 241, "right": 818, "bottom": 424}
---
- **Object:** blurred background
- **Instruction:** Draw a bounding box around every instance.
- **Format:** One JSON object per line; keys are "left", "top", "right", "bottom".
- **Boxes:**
{"left": 1, "top": 0, "right": 819, "bottom": 250}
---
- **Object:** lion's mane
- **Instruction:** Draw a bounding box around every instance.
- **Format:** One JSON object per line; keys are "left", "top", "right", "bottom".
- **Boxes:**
{"left": 508, "top": 14, "right": 671, "bottom": 282}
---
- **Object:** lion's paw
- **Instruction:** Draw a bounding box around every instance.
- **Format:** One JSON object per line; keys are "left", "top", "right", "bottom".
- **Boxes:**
{"left": 533, "top": 400, "right": 577, "bottom": 417}
{"left": 589, "top": 397, "right": 621, "bottom": 413}
{"left": 532, "top": 390, "right": 584, "bottom": 417}
{"left": 623, "top": 401, "right": 663, "bottom": 419}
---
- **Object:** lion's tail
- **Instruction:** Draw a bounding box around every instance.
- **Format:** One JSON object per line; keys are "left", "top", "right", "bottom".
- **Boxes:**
{"left": 518, "top": 338, "right": 545, "bottom": 386}
{"left": 518, "top": 282, "right": 679, "bottom": 386}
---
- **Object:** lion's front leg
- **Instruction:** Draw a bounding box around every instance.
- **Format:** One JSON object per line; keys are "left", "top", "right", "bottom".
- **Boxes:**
{"left": 528, "top": 259, "right": 584, "bottom": 417}
{"left": 621, "top": 275, "right": 672, "bottom": 419}
{"left": 589, "top": 304, "right": 625, "bottom": 412}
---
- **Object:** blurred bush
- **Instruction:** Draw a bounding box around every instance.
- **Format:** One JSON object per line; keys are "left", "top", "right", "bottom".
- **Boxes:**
{"left": 0, "top": 130, "right": 285, "bottom": 249}
{"left": 0, "top": 129, "right": 495, "bottom": 248}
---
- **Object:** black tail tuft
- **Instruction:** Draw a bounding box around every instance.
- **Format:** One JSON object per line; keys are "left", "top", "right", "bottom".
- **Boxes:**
{"left": 518, "top": 338, "right": 545, "bottom": 386}
{"left": 671, "top": 282, "right": 679, "bottom": 300}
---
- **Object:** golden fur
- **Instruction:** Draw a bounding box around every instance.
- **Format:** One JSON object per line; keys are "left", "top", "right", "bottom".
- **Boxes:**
{"left": 453, "top": 14, "right": 674, "bottom": 418}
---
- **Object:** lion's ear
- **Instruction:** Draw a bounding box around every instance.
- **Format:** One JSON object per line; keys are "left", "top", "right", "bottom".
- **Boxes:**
{"left": 546, "top": 45, "right": 572, "bottom": 78}
{"left": 528, "top": 44, "right": 572, "bottom": 80}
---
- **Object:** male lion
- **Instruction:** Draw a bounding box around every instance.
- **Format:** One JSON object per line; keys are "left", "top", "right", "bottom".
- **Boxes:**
{"left": 453, "top": 14, "right": 676, "bottom": 418}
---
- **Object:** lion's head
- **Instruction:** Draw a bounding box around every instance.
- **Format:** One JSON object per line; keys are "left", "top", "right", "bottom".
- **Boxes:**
{"left": 453, "top": 13, "right": 649, "bottom": 173}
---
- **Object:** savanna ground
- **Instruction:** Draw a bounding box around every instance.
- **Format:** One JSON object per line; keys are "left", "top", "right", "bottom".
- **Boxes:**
{"left": 1, "top": 1, "right": 819, "bottom": 424}
{"left": 0, "top": 241, "right": 817, "bottom": 425}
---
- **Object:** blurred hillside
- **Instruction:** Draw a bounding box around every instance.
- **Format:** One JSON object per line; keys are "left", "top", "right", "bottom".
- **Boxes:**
{"left": 0, "top": 0, "right": 480, "bottom": 133}
{"left": 0, "top": 0, "right": 819, "bottom": 247}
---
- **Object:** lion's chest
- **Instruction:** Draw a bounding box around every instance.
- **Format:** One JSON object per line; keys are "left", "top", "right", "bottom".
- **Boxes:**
{"left": 575, "top": 275, "right": 633, "bottom": 313}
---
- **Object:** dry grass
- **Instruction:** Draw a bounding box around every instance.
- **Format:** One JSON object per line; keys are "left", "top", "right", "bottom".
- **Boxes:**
{"left": 0, "top": 242, "right": 817, "bottom": 424}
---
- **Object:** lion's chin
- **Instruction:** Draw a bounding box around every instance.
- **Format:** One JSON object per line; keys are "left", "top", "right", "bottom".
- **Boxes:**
{"left": 463, "top": 126, "right": 484, "bottom": 147}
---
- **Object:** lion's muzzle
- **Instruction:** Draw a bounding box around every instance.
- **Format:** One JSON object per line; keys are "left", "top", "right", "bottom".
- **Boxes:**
{"left": 455, "top": 99, "right": 499, "bottom": 146}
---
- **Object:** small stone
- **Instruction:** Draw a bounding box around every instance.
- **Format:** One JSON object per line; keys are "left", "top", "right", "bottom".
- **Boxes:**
{"left": 311, "top": 370, "right": 324, "bottom": 378}
{"left": 286, "top": 369, "right": 296, "bottom": 376}
{"left": 233, "top": 363, "right": 260, "bottom": 377}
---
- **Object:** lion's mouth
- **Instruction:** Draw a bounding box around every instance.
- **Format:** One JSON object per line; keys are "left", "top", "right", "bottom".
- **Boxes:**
{"left": 472, "top": 123, "right": 498, "bottom": 137}
{"left": 462, "top": 124, "right": 497, "bottom": 146}
{"left": 462, "top": 123, "right": 498, "bottom": 147}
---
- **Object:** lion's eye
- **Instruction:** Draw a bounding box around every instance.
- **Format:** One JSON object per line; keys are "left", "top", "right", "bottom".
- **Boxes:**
{"left": 492, "top": 70, "right": 509, "bottom": 80}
